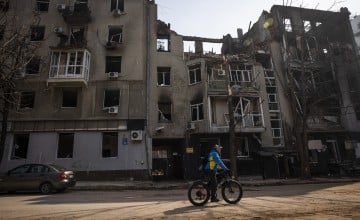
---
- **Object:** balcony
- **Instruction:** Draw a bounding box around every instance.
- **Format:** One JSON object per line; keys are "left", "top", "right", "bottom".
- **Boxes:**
{"left": 61, "top": 3, "right": 91, "bottom": 24}
{"left": 47, "top": 49, "right": 91, "bottom": 87}
{"left": 208, "top": 80, "right": 259, "bottom": 95}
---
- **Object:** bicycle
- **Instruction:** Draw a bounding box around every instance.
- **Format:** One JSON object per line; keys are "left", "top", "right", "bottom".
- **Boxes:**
{"left": 187, "top": 170, "right": 243, "bottom": 206}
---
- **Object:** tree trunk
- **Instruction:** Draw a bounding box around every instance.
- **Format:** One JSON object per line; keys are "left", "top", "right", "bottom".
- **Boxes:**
{"left": 0, "top": 92, "right": 10, "bottom": 164}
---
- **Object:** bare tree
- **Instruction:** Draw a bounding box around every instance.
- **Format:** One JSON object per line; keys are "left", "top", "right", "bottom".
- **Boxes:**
{"left": 0, "top": 9, "right": 41, "bottom": 164}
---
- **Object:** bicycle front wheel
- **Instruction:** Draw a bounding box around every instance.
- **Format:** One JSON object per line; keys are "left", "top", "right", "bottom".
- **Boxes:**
{"left": 221, "top": 180, "right": 243, "bottom": 204}
{"left": 188, "top": 181, "right": 210, "bottom": 206}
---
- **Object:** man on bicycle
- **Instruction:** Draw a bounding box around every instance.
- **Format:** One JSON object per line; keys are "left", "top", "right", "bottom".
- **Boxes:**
{"left": 204, "top": 144, "right": 229, "bottom": 202}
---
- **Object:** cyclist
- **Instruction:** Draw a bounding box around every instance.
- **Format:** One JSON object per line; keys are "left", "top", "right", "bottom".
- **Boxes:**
{"left": 204, "top": 144, "right": 229, "bottom": 202}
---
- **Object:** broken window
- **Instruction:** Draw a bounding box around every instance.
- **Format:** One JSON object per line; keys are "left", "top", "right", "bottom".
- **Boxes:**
{"left": 157, "top": 35, "right": 170, "bottom": 52}
{"left": 230, "top": 64, "right": 253, "bottom": 85}
{"left": 70, "top": 27, "right": 86, "bottom": 46}
{"left": 188, "top": 63, "right": 201, "bottom": 84}
{"left": 108, "top": 26, "right": 123, "bottom": 43}
{"left": 102, "top": 132, "right": 118, "bottom": 158}
{"left": 26, "top": 56, "right": 41, "bottom": 75}
{"left": 191, "top": 102, "right": 204, "bottom": 121}
{"left": 0, "top": 25, "right": 5, "bottom": 40}
{"left": 104, "top": 89, "right": 120, "bottom": 108}
{"left": 284, "top": 18, "right": 292, "bottom": 32}
{"left": 0, "top": 0, "right": 9, "bottom": 12}
{"left": 35, "top": 0, "right": 49, "bottom": 12}
{"left": 158, "top": 102, "right": 172, "bottom": 122}
{"left": 232, "top": 97, "right": 262, "bottom": 127}
{"left": 19, "top": 91, "right": 35, "bottom": 109}
{"left": 235, "top": 137, "right": 249, "bottom": 157}
{"left": 157, "top": 67, "right": 170, "bottom": 86}
{"left": 106, "top": 56, "right": 122, "bottom": 73}
{"left": 62, "top": 89, "right": 77, "bottom": 108}
{"left": 57, "top": 133, "right": 74, "bottom": 158}
{"left": 303, "top": 20, "right": 311, "bottom": 33}
{"left": 111, "top": 0, "right": 124, "bottom": 12}
{"left": 30, "top": 26, "right": 45, "bottom": 41}
{"left": 11, "top": 134, "right": 29, "bottom": 160}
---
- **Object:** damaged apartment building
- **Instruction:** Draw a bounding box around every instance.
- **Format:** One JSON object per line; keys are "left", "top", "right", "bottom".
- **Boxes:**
{"left": 1, "top": 1, "right": 359, "bottom": 180}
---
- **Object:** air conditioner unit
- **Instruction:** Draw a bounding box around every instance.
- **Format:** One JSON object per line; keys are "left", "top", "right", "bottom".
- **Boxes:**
{"left": 131, "top": 130, "right": 143, "bottom": 141}
{"left": 54, "top": 27, "right": 64, "bottom": 34}
{"left": 108, "top": 106, "right": 118, "bottom": 114}
{"left": 188, "top": 122, "right": 196, "bottom": 130}
{"left": 57, "top": 4, "right": 66, "bottom": 11}
{"left": 107, "top": 72, "right": 119, "bottom": 78}
{"left": 217, "top": 70, "right": 225, "bottom": 76}
{"left": 112, "top": 9, "right": 122, "bottom": 17}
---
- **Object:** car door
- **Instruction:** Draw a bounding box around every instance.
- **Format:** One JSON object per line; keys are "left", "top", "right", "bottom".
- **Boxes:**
{"left": 27, "top": 164, "right": 48, "bottom": 190}
{"left": 5, "top": 164, "right": 31, "bottom": 191}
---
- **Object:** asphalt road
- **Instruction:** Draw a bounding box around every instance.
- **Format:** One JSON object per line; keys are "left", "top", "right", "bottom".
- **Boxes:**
{"left": 0, "top": 182, "right": 359, "bottom": 219}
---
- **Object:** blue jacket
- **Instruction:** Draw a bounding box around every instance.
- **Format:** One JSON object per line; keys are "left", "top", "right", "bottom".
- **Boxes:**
{"left": 204, "top": 148, "right": 229, "bottom": 171}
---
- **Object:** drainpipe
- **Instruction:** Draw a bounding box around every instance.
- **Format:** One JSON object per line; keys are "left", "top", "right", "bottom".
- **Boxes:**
{"left": 144, "top": 0, "right": 151, "bottom": 178}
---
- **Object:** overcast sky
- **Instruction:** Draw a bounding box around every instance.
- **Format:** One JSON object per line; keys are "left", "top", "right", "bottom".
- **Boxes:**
{"left": 155, "top": 0, "right": 360, "bottom": 39}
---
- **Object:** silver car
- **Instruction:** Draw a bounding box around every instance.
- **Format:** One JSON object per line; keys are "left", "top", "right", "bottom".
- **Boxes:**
{"left": 0, "top": 164, "right": 76, "bottom": 194}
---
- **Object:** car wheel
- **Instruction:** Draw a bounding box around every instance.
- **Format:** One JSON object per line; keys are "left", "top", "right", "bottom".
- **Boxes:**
{"left": 39, "top": 182, "right": 53, "bottom": 194}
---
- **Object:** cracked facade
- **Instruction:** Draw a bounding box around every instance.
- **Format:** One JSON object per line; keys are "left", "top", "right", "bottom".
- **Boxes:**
{"left": 0, "top": 1, "right": 359, "bottom": 180}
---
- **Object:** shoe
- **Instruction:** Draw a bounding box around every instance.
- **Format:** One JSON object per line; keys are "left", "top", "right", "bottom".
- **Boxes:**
{"left": 210, "top": 198, "right": 220, "bottom": 202}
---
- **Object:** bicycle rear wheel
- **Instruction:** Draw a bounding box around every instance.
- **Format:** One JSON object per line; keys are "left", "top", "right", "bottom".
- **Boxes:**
{"left": 188, "top": 181, "right": 210, "bottom": 206}
{"left": 221, "top": 180, "right": 243, "bottom": 204}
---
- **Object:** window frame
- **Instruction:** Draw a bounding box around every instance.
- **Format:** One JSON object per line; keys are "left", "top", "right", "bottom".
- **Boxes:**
{"left": 157, "top": 67, "right": 171, "bottom": 86}
{"left": 110, "top": 0, "right": 124, "bottom": 12}
{"left": 188, "top": 63, "right": 201, "bottom": 85}
{"left": 30, "top": 26, "right": 45, "bottom": 41}
{"left": 105, "top": 56, "right": 122, "bottom": 73}
{"left": 62, "top": 89, "right": 78, "bottom": 108}
{"left": 19, "top": 91, "right": 35, "bottom": 109}
{"left": 190, "top": 103, "right": 204, "bottom": 122}
{"left": 158, "top": 102, "right": 172, "bottom": 123}
{"left": 35, "top": 0, "right": 49, "bottom": 12}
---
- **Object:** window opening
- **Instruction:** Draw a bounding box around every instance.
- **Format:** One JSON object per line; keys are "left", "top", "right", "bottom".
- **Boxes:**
{"left": 108, "top": 27, "right": 123, "bottom": 43}
{"left": 0, "top": 25, "right": 5, "bottom": 40}
{"left": 26, "top": 56, "right": 41, "bottom": 75}
{"left": 70, "top": 27, "right": 86, "bottom": 47}
{"left": 57, "top": 133, "right": 74, "bottom": 158}
{"left": 102, "top": 132, "right": 118, "bottom": 157}
{"left": 157, "top": 35, "right": 170, "bottom": 52}
{"left": 0, "top": 0, "right": 9, "bottom": 12}
{"left": 303, "top": 20, "right": 311, "bottom": 33}
{"left": 157, "top": 67, "right": 170, "bottom": 86}
{"left": 229, "top": 64, "right": 253, "bottom": 86}
{"left": 104, "top": 89, "right": 120, "bottom": 108}
{"left": 35, "top": 0, "right": 49, "bottom": 12}
{"left": 235, "top": 137, "right": 249, "bottom": 157}
{"left": 49, "top": 50, "right": 90, "bottom": 79}
{"left": 19, "top": 91, "right": 35, "bottom": 109}
{"left": 30, "top": 26, "right": 45, "bottom": 41}
{"left": 111, "top": 0, "right": 124, "bottom": 12}
{"left": 62, "top": 89, "right": 77, "bottom": 107}
{"left": 191, "top": 103, "right": 204, "bottom": 121}
{"left": 158, "top": 102, "right": 172, "bottom": 122}
{"left": 284, "top": 18, "right": 292, "bottom": 32}
{"left": 188, "top": 63, "right": 201, "bottom": 84}
{"left": 106, "top": 56, "right": 122, "bottom": 73}
{"left": 9, "top": 165, "right": 31, "bottom": 175}
{"left": 11, "top": 134, "right": 29, "bottom": 160}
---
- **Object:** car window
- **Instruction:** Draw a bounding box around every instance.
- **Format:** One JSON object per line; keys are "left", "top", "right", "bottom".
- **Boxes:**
{"left": 50, "top": 164, "right": 66, "bottom": 172}
{"left": 9, "top": 165, "right": 31, "bottom": 175}
{"left": 29, "top": 165, "right": 45, "bottom": 173}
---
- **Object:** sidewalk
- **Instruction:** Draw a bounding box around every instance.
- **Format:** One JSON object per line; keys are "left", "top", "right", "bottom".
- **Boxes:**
{"left": 73, "top": 176, "right": 360, "bottom": 191}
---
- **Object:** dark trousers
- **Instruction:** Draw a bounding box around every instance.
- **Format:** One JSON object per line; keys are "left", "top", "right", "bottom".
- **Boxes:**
{"left": 206, "top": 170, "right": 217, "bottom": 199}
